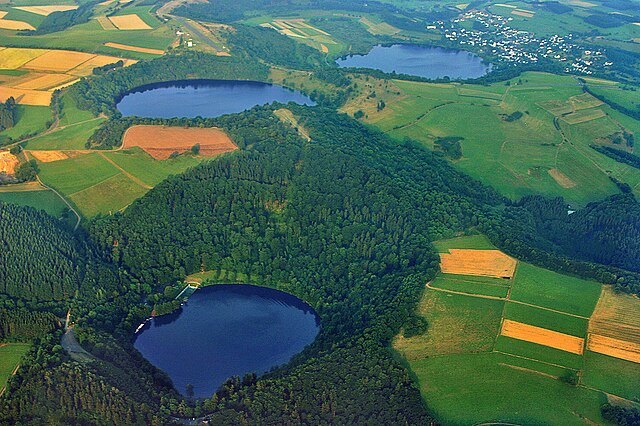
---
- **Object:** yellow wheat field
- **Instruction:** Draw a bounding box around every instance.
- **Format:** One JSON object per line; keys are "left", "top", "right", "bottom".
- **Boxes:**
{"left": 13, "top": 73, "right": 76, "bottom": 90}
{"left": 13, "top": 5, "right": 78, "bottom": 16}
{"left": 108, "top": 14, "right": 152, "bottom": 30}
{"left": 0, "top": 86, "right": 51, "bottom": 105}
{"left": 440, "top": 249, "right": 517, "bottom": 278}
{"left": 587, "top": 334, "right": 640, "bottom": 363}
{"left": 104, "top": 42, "right": 164, "bottom": 55}
{"left": 502, "top": 319, "right": 585, "bottom": 354}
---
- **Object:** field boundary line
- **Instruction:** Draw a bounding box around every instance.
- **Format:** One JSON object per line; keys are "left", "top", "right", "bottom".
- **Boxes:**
{"left": 22, "top": 150, "right": 81, "bottom": 230}
{"left": 494, "top": 350, "right": 575, "bottom": 371}
{"left": 66, "top": 173, "right": 123, "bottom": 198}
{"left": 98, "top": 152, "right": 153, "bottom": 189}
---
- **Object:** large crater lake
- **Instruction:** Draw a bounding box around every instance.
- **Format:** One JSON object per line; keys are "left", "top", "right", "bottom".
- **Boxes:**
{"left": 134, "top": 285, "right": 320, "bottom": 398}
{"left": 117, "top": 80, "right": 315, "bottom": 118}
{"left": 336, "top": 44, "right": 492, "bottom": 79}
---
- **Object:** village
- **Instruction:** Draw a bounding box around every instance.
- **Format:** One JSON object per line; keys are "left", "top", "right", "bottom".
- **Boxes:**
{"left": 432, "top": 9, "right": 613, "bottom": 75}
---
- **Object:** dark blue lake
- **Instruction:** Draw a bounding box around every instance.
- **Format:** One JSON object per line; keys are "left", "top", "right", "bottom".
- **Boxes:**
{"left": 336, "top": 44, "right": 492, "bottom": 79}
{"left": 117, "top": 80, "right": 315, "bottom": 118}
{"left": 134, "top": 285, "right": 320, "bottom": 398}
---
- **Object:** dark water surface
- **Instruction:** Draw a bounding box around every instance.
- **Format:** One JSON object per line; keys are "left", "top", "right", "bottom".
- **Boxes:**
{"left": 134, "top": 285, "right": 320, "bottom": 398}
{"left": 336, "top": 44, "right": 492, "bottom": 79}
{"left": 117, "top": 80, "right": 315, "bottom": 118}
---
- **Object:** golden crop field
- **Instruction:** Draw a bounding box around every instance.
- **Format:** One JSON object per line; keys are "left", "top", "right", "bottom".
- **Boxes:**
{"left": 108, "top": 14, "right": 152, "bottom": 30}
{"left": 0, "top": 48, "right": 136, "bottom": 105}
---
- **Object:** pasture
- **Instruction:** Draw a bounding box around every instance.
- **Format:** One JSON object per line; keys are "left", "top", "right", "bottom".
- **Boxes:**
{"left": 0, "top": 183, "right": 66, "bottom": 216}
{"left": 122, "top": 125, "right": 237, "bottom": 160}
{"left": 346, "top": 72, "right": 640, "bottom": 206}
{"left": 0, "top": 343, "right": 30, "bottom": 396}
{"left": 393, "top": 235, "right": 639, "bottom": 425}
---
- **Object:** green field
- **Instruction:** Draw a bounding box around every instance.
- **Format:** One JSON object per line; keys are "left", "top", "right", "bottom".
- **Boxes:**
{"left": 351, "top": 72, "right": 640, "bottom": 206}
{"left": 410, "top": 352, "right": 606, "bottom": 425}
{"left": 431, "top": 275, "right": 510, "bottom": 298}
{"left": 24, "top": 118, "right": 105, "bottom": 150}
{"left": 35, "top": 148, "right": 205, "bottom": 217}
{"left": 0, "top": 187, "right": 66, "bottom": 217}
{"left": 393, "top": 235, "right": 636, "bottom": 425}
{"left": 510, "top": 262, "right": 602, "bottom": 317}
{"left": 0, "top": 343, "right": 30, "bottom": 393}
{"left": 0, "top": 105, "right": 51, "bottom": 141}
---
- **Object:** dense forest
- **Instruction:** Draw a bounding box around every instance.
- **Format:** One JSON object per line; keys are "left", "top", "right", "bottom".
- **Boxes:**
{"left": 0, "top": 202, "right": 124, "bottom": 308}
{"left": 227, "top": 25, "right": 325, "bottom": 70}
{"left": 482, "top": 194, "right": 640, "bottom": 295}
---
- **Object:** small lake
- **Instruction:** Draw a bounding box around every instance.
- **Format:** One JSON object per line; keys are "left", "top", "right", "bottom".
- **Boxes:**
{"left": 336, "top": 44, "right": 492, "bottom": 79}
{"left": 134, "top": 285, "right": 320, "bottom": 398}
{"left": 117, "top": 80, "right": 315, "bottom": 118}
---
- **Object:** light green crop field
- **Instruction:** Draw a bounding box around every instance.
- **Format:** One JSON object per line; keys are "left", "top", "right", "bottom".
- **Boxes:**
{"left": 409, "top": 352, "right": 606, "bottom": 425}
{"left": 351, "top": 72, "right": 640, "bottom": 206}
{"left": 431, "top": 276, "right": 510, "bottom": 298}
{"left": 1, "top": 8, "right": 45, "bottom": 28}
{"left": 102, "top": 147, "right": 202, "bottom": 187}
{"left": 433, "top": 234, "right": 494, "bottom": 252}
{"left": 583, "top": 351, "right": 640, "bottom": 402}
{"left": 0, "top": 105, "right": 51, "bottom": 141}
{"left": 0, "top": 343, "right": 30, "bottom": 393}
{"left": 510, "top": 262, "right": 602, "bottom": 317}
{"left": 35, "top": 148, "right": 207, "bottom": 217}
{"left": 69, "top": 172, "right": 148, "bottom": 216}
{"left": 23, "top": 118, "right": 105, "bottom": 150}
{"left": 394, "top": 235, "right": 638, "bottom": 425}
{"left": 0, "top": 188, "right": 66, "bottom": 217}
{"left": 503, "top": 302, "right": 589, "bottom": 337}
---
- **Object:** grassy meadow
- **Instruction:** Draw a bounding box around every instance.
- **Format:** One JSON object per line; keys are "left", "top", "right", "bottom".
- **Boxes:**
{"left": 346, "top": 72, "right": 640, "bottom": 206}
{"left": 393, "top": 235, "right": 640, "bottom": 425}
{"left": 0, "top": 343, "right": 30, "bottom": 393}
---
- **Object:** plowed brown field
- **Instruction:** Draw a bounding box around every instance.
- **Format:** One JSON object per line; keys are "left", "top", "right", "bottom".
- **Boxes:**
{"left": 122, "top": 125, "right": 237, "bottom": 160}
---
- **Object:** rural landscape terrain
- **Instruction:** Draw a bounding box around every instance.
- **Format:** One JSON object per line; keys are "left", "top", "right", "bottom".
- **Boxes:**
{"left": 0, "top": 0, "right": 639, "bottom": 424}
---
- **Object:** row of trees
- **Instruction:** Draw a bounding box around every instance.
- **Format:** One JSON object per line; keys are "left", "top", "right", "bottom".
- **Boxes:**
{"left": 0, "top": 97, "right": 17, "bottom": 131}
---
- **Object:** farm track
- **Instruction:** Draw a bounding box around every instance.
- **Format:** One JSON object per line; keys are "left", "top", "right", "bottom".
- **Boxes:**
{"left": 22, "top": 150, "right": 82, "bottom": 230}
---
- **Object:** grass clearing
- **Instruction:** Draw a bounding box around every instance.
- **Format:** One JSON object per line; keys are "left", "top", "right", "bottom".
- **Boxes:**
{"left": 430, "top": 276, "right": 510, "bottom": 298}
{"left": 583, "top": 351, "right": 640, "bottom": 401}
{"left": 349, "top": 72, "right": 633, "bottom": 206}
{"left": 0, "top": 343, "right": 30, "bottom": 394}
{"left": 0, "top": 104, "right": 50, "bottom": 140}
{"left": 433, "top": 234, "right": 495, "bottom": 252}
{"left": 68, "top": 172, "right": 148, "bottom": 216}
{"left": 0, "top": 187, "right": 66, "bottom": 216}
